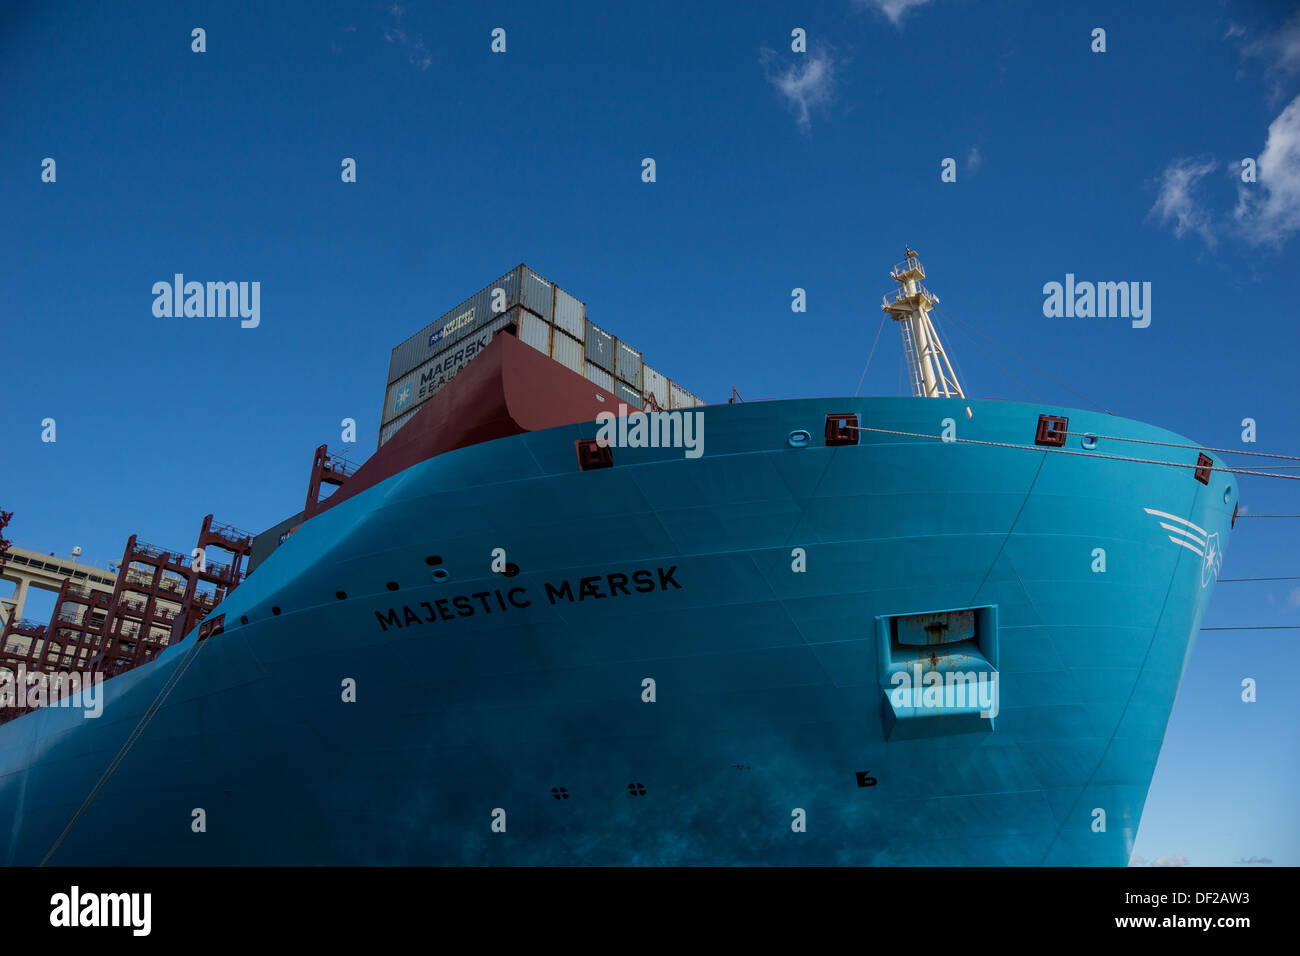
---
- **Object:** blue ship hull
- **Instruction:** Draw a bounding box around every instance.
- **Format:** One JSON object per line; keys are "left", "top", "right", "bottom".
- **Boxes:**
{"left": 0, "top": 397, "right": 1231, "bottom": 865}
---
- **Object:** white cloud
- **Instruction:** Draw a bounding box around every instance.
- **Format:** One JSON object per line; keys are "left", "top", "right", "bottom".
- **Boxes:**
{"left": 1235, "top": 95, "right": 1300, "bottom": 246}
{"left": 1241, "top": 11, "right": 1300, "bottom": 99}
{"left": 1287, "top": 586, "right": 1300, "bottom": 607}
{"left": 1150, "top": 853, "right": 1190, "bottom": 867}
{"left": 383, "top": 3, "right": 431, "bottom": 71}
{"left": 1225, "top": 21, "right": 1246, "bottom": 40}
{"left": 763, "top": 49, "right": 837, "bottom": 132}
{"left": 966, "top": 146, "right": 983, "bottom": 174}
{"left": 1150, "top": 158, "right": 1218, "bottom": 247}
{"left": 854, "top": 0, "right": 933, "bottom": 27}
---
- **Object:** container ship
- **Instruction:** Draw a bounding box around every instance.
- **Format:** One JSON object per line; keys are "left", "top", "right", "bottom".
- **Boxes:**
{"left": 0, "top": 251, "right": 1234, "bottom": 865}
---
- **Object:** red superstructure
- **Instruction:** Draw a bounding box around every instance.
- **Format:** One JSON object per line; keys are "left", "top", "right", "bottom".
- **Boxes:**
{"left": 311, "top": 323, "right": 635, "bottom": 518}
{"left": 0, "top": 516, "right": 251, "bottom": 721}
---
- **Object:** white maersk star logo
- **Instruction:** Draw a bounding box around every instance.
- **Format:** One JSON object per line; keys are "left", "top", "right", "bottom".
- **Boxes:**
{"left": 1143, "top": 508, "right": 1221, "bottom": 588}
{"left": 394, "top": 384, "right": 412, "bottom": 412}
{"left": 1201, "top": 532, "right": 1222, "bottom": 587}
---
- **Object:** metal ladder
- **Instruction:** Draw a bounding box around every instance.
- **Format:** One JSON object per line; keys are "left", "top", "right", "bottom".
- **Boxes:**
{"left": 898, "top": 320, "right": 923, "bottom": 397}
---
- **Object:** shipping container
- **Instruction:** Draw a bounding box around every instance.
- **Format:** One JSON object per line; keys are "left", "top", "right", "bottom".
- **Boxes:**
{"left": 585, "top": 321, "right": 614, "bottom": 372}
{"left": 521, "top": 269, "right": 555, "bottom": 322}
{"left": 554, "top": 288, "right": 585, "bottom": 339}
{"left": 518, "top": 309, "right": 551, "bottom": 355}
{"left": 642, "top": 366, "right": 668, "bottom": 410}
{"left": 383, "top": 310, "right": 517, "bottom": 426}
{"left": 387, "top": 266, "right": 524, "bottom": 384}
{"left": 616, "top": 341, "right": 642, "bottom": 389}
{"left": 381, "top": 264, "right": 705, "bottom": 442}
{"left": 247, "top": 510, "right": 306, "bottom": 575}
{"left": 551, "top": 331, "right": 584, "bottom": 375}
{"left": 584, "top": 361, "right": 613, "bottom": 391}
{"left": 614, "top": 381, "right": 641, "bottom": 409}
{"left": 378, "top": 407, "right": 417, "bottom": 448}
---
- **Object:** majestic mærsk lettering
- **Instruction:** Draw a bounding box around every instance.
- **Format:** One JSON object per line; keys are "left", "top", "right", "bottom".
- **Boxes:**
{"left": 374, "top": 566, "right": 682, "bottom": 631}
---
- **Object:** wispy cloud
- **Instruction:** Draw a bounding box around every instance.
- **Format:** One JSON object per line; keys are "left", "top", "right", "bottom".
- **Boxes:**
{"left": 966, "top": 145, "right": 983, "bottom": 174}
{"left": 1235, "top": 94, "right": 1300, "bottom": 246}
{"left": 383, "top": 2, "right": 431, "bottom": 72}
{"left": 1287, "top": 586, "right": 1300, "bottom": 607}
{"left": 1149, "top": 158, "right": 1218, "bottom": 248}
{"left": 853, "top": 0, "right": 933, "bottom": 28}
{"left": 1236, "top": 855, "right": 1273, "bottom": 864}
{"left": 762, "top": 48, "right": 837, "bottom": 133}
{"left": 1240, "top": 11, "right": 1300, "bottom": 102}
{"left": 1150, "top": 853, "right": 1191, "bottom": 867}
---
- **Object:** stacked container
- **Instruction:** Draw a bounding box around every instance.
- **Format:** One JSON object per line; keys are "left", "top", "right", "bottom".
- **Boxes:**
{"left": 378, "top": 264, "right": 703, "bottom": 446}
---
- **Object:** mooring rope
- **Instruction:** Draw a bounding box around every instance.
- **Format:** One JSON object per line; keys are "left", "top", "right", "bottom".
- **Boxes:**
{"left": 1060, "top": 431, "right": 1300, "bottom": 462}
{"left": 842, "top": 424, "right": 1300, "bottom": 481}
{"left": 40, "top": 632, "right": 213, "bottom": 866}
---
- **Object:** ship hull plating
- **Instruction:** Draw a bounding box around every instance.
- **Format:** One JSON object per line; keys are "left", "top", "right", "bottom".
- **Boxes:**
{"left": 0, "top": 397, "right": 1230, "bottom": 865}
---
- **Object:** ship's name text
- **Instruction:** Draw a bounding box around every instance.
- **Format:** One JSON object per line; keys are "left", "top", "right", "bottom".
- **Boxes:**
{"left": 374, "top": 566, "right": 682, "bottom": 631}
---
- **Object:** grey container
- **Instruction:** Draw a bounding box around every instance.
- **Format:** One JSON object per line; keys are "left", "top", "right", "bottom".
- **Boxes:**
{"left": 585, "top": 321, "right": 614, "bottom": 372}
{"left": 378, "top": 407, "right": 417, "bottom": 448}
{"left": 615, "top": 381, "right": 641, "bottom": 408}
{"left": 387, "top": 265, "right": 523, "bottom": 384}
{"left": 554, "top": 288, "right": 585, "bottom": 338}
{"left": 616, "top": 341, "right": 642, "bottom": 389}
{"left": 584, "top": 361, "right": 613, "bottom": 391}
{"left": 551, "top": 331, "right": 584, "bottom": 375}
{"left": 247, "top": 510, "right": 307, "bottom": 575}
{"left": 669, "top": 383, "right": 692, "bottom": 410}
{"left": 521, "top": 269, "right": 555, "bottom": 322}
{"left": 642, "top": 366, "right": 669, "bottom": 409}
{"left": 382, "top": 310, "right": 517, "bottom": 426}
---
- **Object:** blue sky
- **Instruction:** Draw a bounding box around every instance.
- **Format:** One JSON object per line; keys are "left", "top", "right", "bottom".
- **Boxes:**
{"left": 1, "top": 0, "right": 1297, "bottom": 866}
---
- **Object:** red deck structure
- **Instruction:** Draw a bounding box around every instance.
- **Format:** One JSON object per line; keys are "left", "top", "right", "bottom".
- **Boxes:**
{"left": 0, "top": 515, "right": 252, "bottom": 721}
